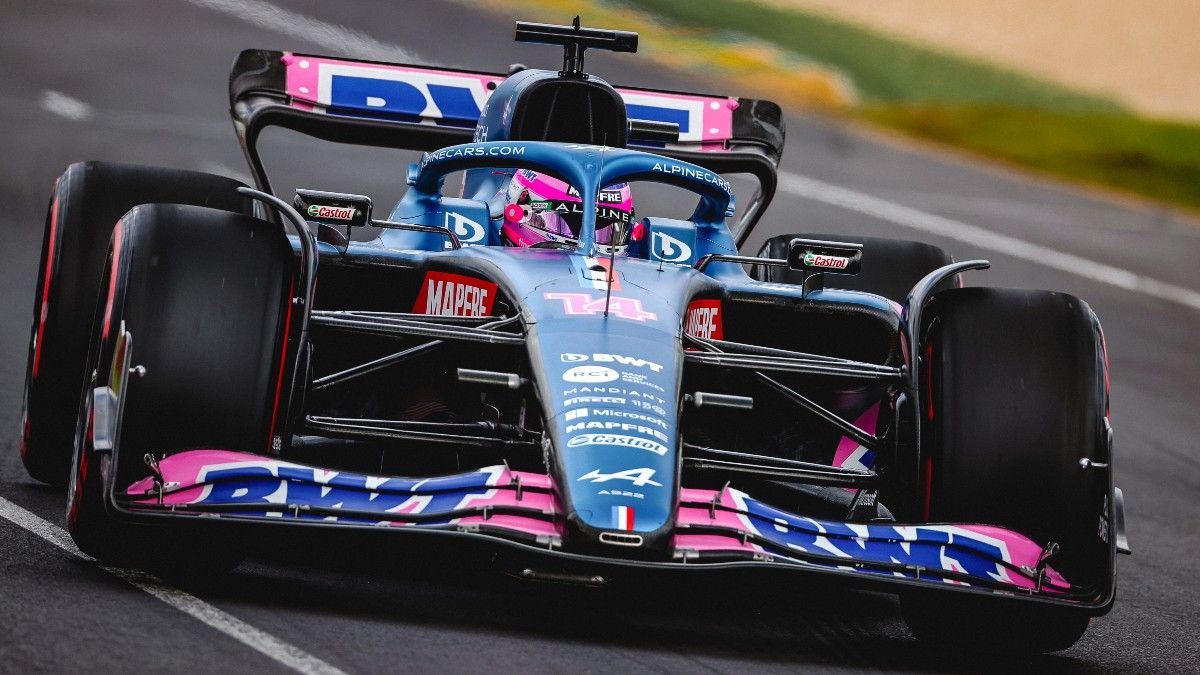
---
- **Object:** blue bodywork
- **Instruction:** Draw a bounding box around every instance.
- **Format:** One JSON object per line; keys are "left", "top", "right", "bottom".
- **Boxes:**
{"left": 293, "top": 140, "right": 896, "bottom": 548}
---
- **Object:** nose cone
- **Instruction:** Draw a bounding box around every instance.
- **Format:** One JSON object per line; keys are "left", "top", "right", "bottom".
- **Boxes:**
{"left": 545, "top": 337, "right": 680, "bottom": 547}
{"left": 528, "top": 274, "right": 684, "bottom": 552}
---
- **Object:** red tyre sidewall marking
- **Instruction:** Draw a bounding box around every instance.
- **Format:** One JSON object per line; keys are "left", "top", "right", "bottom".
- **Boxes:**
{"left": 922, "top": 454, "right": 934, "bottom": 521}
{"left": 266, "top": 276, "right": 296, "bottom": 451}
{"left": 1099, "top": 326, "right": 1112, "bottom": 419}
{"left": 100, "top": 220, "right": 124, "bottom": 340}
{"left": 68, "top": 404, "right": 93, "bottom": 531}
{"left": 19, "top": 412, "right": 30, "bottom": 459}
{"left": 924, "top": 343, "right": 934, "bottom": 422}
{"left": 31, "top": 194, "right": 60, "bottom": 379}
{"left": 922, "top": 342, "right": 935, "bottom": 520}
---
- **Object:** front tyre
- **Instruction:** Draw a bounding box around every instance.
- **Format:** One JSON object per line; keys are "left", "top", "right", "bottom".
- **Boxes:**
{"left": 67, "top": 203, "right": 292, "bottom": 577}
{"left": 902, "top": 287, "right": 1113, "bottom": 653}
{"left": 22, "top": 162, "right": 251, "bottom": 485}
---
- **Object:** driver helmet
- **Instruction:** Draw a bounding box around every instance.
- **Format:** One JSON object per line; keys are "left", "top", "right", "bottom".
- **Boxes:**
{"left": 501, "top": 169, "right": 633, "bottom": 252}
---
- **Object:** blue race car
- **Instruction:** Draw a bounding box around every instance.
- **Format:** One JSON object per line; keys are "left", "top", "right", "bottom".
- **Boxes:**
{"left": 22, "top": 19, "right": 1127, "bottom": 653}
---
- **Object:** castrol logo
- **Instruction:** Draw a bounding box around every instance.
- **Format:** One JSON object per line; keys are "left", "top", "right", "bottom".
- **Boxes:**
{"left": 307, "top": 204, "right": 356, "bottom": 220}
{"left": 802, "top": 251, "right": 849, "bottom": 269}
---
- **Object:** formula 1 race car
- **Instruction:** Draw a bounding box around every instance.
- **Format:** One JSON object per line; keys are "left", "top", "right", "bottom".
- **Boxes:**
{"left": 22, "top": 19, "right": 1128, "bottom": 653}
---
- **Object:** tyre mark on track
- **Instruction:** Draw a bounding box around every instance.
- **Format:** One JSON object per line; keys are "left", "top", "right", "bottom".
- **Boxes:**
{"left": 0, "top": 496, "right": 348, "bottom": 675}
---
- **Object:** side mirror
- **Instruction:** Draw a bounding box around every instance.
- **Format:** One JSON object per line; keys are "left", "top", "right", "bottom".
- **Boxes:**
{"left": 294, "top": 189, "right": 373, "bottom": 255}
{"left": 294, "top": 189, "right": 373, "bottom": 229}
{"left": 787, "top": 238, "right": 863, "bottom": 275}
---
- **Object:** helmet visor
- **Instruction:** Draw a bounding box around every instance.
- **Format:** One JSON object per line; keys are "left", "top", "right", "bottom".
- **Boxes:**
{"left": 528, "top": 201, "right": 631, "bottom": 243}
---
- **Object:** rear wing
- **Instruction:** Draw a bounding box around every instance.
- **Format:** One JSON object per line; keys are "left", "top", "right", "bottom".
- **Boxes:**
{"left": 229, "top": 49, "right": 784, "bottom": 246}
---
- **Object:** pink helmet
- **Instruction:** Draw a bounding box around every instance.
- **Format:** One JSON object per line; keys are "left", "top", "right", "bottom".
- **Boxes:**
{"left": 501, "top": 170, "right": 633, "bottom": 251}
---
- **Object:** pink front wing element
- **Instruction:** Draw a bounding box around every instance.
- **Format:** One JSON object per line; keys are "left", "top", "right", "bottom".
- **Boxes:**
{"left": 674, "top": 485, "right": 1070, "bottom": 592}
{"left": 453, "top": 514, "right": 562, "bottom": 538}
{"left": 452, "top": 486, "right": 559, "bottom": 515}
{"left": 126, "top": 449, "right": 283, "bottom": 505}
{"left": 676, "top": 486, "right": 760, "bottom": 535}
{"left": 955, "top": 525, "right": 1071, "bottom": 589}
{"left": 672, "top": 533, "right": 761, "bottom": 553}
{"left": 125, "top": 450, "right": 564, "bottom": 541}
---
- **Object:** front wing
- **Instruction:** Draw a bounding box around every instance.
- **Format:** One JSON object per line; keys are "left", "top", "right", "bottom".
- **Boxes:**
{"left": 114, "top": 450, "right": 1102, "bottom": 608}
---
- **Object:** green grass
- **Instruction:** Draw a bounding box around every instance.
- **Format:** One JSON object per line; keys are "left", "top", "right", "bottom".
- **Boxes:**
{"left": 861, "top": 105, "right": 1200, "bottom": 209}
{"left": 618, "top": 0, "right": 1200, "bottom": 211}
{"left": 625, "top": 0, "right": 1118, "bottom": 109}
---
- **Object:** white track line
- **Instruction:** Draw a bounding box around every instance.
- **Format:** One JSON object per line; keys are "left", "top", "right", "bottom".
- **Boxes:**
{"left": 777, "top": 171, "right": 1200, "bottom": 312}
{"left": 40, "top": 90, "right": 93, "bottom": 121}
{"left": 183, "top": 0, "right": 1200, "bottom": 313}
{"left": 183, "top": 0, "right": 423, "bottom": 63}
{"left": 0, "top": 496, "right": 347, "bottom": 675}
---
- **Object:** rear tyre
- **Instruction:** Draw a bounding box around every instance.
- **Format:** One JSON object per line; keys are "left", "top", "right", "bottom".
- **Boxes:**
{"left": 903, "top": 287, "right": 1112, "bottom": 653}
{"left": 22, "top": 162, "right": 251, "bottom": 485}
{"left": 67, "top": 203, "right": 293, "bottom": 576}
{"left": 753, "top": 233, "right": 957, "bottom": 304}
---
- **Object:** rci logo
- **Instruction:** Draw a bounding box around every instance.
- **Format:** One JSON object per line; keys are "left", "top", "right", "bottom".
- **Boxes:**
{"left": 562, "top": 366, "right": 619, "bottom": 383}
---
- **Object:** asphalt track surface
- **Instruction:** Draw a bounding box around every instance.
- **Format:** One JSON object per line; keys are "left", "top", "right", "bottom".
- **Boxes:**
{"left": 2, "top": 1, "right": 1199, "bottom": 672}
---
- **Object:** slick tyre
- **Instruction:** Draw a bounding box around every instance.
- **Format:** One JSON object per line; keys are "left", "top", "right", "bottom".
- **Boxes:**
{"left": 903, "top": 287, "right": 1113, "bottom": 653}
{"left": 67, "top": 203, "right": 293, "bottom": 576}
{"left": 754, "top": 234, "right": 957, "bottom": 304}
{"left": 22, "top": 162, "right": 252, "bottom": 486}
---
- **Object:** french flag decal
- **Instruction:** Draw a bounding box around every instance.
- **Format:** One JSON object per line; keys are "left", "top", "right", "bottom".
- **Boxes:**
{"left": 612, "top": 505, "right": 635, "bottom": 531}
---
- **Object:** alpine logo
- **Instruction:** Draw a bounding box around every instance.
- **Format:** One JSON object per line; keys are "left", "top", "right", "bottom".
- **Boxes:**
{"left": 567, "top": 433, "right": 669, "bottom": 456}
{"left": 684, "top": 299, "right": 723, "bottom": 340}
{"left": 560, "top": 352, "right": 664, "bottom": 373}
{"left": 802, "top": 251, "right": 850, "bottom": 270}
{"left": 578, "top": 467, "right": 663, "bottom": 487}
{"left": 412, "top": 271, "right": 496, "bottom": 317}
{"left": 651, "top": 231, "right": 692, "bottom": 263}
{"left": 306, "top": 204, "right": 356, "bottom": 220}
{"left": 544, "top": 292, "right": 657, "bottom": 322}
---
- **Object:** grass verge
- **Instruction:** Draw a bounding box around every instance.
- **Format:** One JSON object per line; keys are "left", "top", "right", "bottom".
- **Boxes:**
{"left": 860, "top": 105, "right": 1200, "bottom": 209}
{"left": 624, "top": 0, "right": 1200, "bottom": 212}
{"left": 485, "top": 0, "right": 1200, "bottom": 212}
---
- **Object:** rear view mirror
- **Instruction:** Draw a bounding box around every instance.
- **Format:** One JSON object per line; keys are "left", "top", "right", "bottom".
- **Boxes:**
{"left": 294, "top": 189, "right": 373, "bottom": 228}
{"left": 787, "top": 238, "right": 863, "bottom": 275}
{"left": 294, "top": 189, "right": 374, "bottom": 255}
